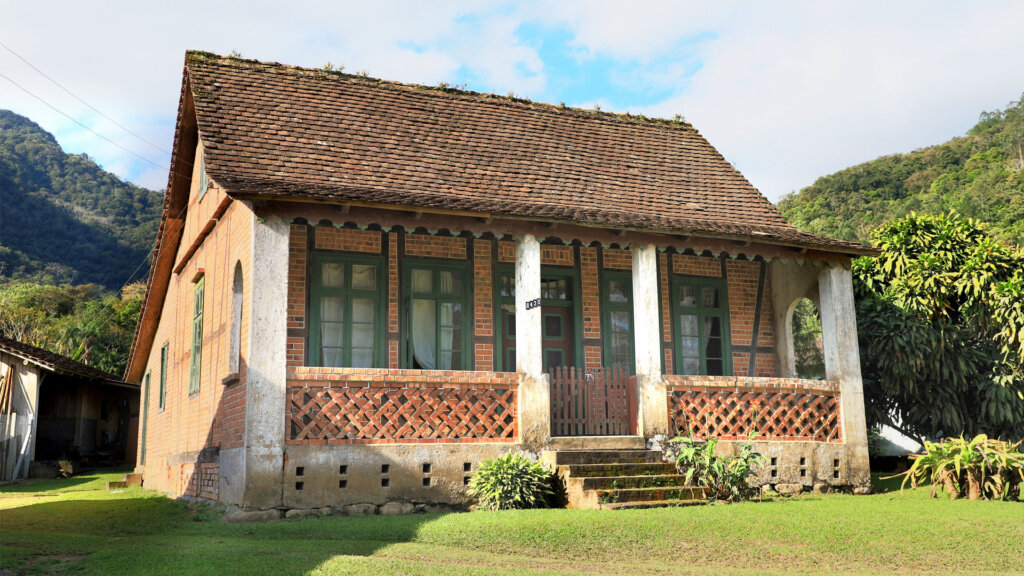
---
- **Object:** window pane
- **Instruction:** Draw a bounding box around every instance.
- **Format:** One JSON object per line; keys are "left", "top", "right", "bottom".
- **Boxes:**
{"left": 321, "top": 324, "right": 343, "bottom": 347}
{"left": 506, "top": 348, "right": 516, "bottom": 371}
{"left": 322, "top": 348, "right": 343, "bottom": 367}
{"left": 352, "top": 323, "right": 374, "bottom": 347}
{"left": 702, "top": 287, "right": 720, "bottom": 308}
{"left": 321, "top": 297, "right": 344, "bottom": 322}
{"left": 706, "top": 337, "right": 722, "bottom": 358}
{"left": 351, "top": 348, "right": 373, "bottom": 368}
{"left": 321, "top": 262, "right": 344, "bottom": 288}
{"left": 608, "top": 280, "right": 629, "bottom": 303}
{"left": 681, "top": 336, "right": 699, "bottom": 356}
{"left": 613, "top": 355, "right": 631, "bottom": 373}
{"left": 679, "top": 315, "right": 698, "bottom": 336}
{"left": 545, "top": 349, "right": 565, "bottom": 369}
{"left": 679, "top": 285, "right": 697, "bottom": 307}
{"left": 412, "top": 269, "right": 432, "bottom": 294}
{"left": 706, "top": 359, "right": 724, "bottom": 376}
{"left": 440, "top": 271, "right": 462, "bottom": 295}
{"left": 544, "top": 315, "right": 563, "bottom": 338}
{"left": 501, "top": 276, "right": 515, "bottom": 298}
{"left": 412, "top": 299, "right": 436, "bottom": 369}
{"left": 352, "top": 297, "right": 374, "bottom": 323}
{"left": 682, "top": 357, "right": 700, "bottom": 375}
{"left": 612, "top": 333, "right": 630, "bottom": 355}
{"left": 610, "top": 309, "right": 626, "bottom": 332}
{"left": 352, "top": 265, "right": 376, "bottom": 290}
{"left": 506, "top": 312, "right": 516, "bottom": 337}
{"left": 705, "top": 317, "right": 722, "bottom": 338}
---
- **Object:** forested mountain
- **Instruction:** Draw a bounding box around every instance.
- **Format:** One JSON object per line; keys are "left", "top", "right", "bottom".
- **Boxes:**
{"left": 778, "top": 95, "right": 1024, "bottom": 245}
{"left": 0, "top": 110, "right": 163, "bottom": 290}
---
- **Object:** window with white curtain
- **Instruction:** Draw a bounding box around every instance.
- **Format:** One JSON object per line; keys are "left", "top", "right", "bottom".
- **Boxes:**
{"left": 310, "top": 253, "right": 383, "bottom": 368}
{"left": 405, "top": 263, "right": 470, "bottom": 370}
{"left": 672, "top": 276, "right": 731, "bottom": 375}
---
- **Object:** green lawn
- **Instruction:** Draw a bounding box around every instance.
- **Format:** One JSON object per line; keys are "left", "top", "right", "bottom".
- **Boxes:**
{"left": 1, "top": 472, "right": 1021, "bottom": 576}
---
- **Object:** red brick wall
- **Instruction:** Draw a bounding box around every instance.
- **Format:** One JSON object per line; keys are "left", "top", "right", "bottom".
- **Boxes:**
{"left": 672, "top": 254, "right": 721, "bottom": 277}
{"left": 473, "top": 240, "right": 494, "bottom": 371}
{"left": 286, "top": 367, "right": 518, "bottom": 444}
{"left": 541, "top": 244, "right": 573, "bottom": 267}
{"left": 665, "top": 376, "right": 841, "bottom": 442}
{"left": 603, "top": 248, "right": 632, "bottom": 270}
{"left": 314, "top": 227, "right": 382, "bottom": 252}
{"left": 405, "top": 234, "right": 466, "bottom": 259}
{"left": 498, "top": 241, "right": 515, "bottom": 263}
{"left": 138, "top": 141, "right": 253, "bottom": 497}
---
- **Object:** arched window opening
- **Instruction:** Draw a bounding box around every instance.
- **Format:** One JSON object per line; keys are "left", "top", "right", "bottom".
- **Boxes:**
{"left": 229, "top": 262, "right": 243, "bottom": 375}
{"left": 792, "top": 298, "right": 825, "bottom": 380}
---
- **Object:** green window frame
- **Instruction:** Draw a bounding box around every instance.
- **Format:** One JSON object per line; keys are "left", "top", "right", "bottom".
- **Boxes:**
{"left": 671, "top": 275, "right": 732, "bottom": 376}
{"left": 158, "top": 342, "right": 167, "bottom": 411}
{"left": 403, "top": 260, "right": 472, "bottom": 370}
{"left": 601, "top": 271, "right": 635, "bottom": 373}
{"left": 189, "top": 276, "right": 204, "bottom": 395}
{"left": 140, "top": 370, "right": 150, "bottom": 466}
{"left": 197, "top": 149, "right": 209, "bottom": 201}
{"left": 309, "top": 252, "right": 386, "bottom": 368}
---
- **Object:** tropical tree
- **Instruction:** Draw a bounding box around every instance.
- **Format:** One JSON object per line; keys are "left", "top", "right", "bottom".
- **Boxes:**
{"left": 854, "top": 212, "right": 1024, "bottom": 443}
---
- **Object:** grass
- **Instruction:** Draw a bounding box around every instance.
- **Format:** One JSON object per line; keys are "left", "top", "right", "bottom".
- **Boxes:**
{"left": 2, "top": 472, "right": 1022, "bottom": 575}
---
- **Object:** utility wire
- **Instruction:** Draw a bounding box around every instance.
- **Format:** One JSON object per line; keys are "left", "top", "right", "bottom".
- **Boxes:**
{"left": 0, "top": 71, "right": 164, "bottom": 168}
{"left": 0, "top": 39, "right": 170, "bottom": 157}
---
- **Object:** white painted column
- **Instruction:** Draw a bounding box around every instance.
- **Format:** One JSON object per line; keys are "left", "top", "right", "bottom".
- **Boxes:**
{"left": 818, "top": 265, "right": 871, "bottom": 492}
{"left": 632, "top": 245, "right": 668, "bottom": 438}
{"left": 515, "top": 235, "right": 548, "bottom": 449}
{"left": 243, "top": 214, "right": 290, "bottom": 509}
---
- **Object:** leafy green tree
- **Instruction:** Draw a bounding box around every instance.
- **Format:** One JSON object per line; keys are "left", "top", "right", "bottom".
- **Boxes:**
{"left": 0, "top": 281, "right": 144, "bottom": 376}
{"left": 854, "top": 212, "right": 1024, "bottom": 443}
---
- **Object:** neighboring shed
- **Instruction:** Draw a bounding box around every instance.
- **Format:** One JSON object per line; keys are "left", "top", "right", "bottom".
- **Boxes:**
{"left": 0, "top": 336, "right": 139, "bottom": 481}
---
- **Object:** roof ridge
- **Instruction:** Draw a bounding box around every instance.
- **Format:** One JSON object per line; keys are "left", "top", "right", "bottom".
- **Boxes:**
{"left": 184, "top": 50, "right": 701, "bottom": 133}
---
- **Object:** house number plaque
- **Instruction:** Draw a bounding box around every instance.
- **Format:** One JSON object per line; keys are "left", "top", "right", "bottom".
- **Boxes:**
{"left": 525, "top": 298, "right": 541, "bottom": 310}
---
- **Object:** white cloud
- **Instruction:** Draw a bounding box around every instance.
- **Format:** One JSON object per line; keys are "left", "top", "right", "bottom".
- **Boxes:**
{"left": 2, "top": 0, "right": 1022, "bottom": 202}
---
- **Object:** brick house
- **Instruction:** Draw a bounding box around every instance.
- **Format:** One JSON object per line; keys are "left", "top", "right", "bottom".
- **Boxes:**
{"left": 126, "top": 51, "right": 874, "bottom": 511}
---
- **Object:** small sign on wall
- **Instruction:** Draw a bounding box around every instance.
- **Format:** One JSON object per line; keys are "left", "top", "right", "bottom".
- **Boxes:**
{"left": 525, "top": 298, "right": 541, "bottom": 310}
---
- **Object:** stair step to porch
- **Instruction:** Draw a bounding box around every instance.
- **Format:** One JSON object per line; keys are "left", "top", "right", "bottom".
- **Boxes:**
{"left": 560, "top": 462, "right": 677, "bottom": 477}
{"left": 571, "top": 474, "right": 691, "bottom": 491}
{"left": 547, "top": 436, "right": 646, "bottom": 451}
{"left": 549, "top": 447, "right": 706, "bottom": 510}
{"left": 123, "top": 473, "right": 143, "bottom": 487}
{"left": 594, "top": 486, "right": 705, "bottom": 503}
{"left": 549, "top": 449, "right": 663, "bottom": 465}
{"left": 106, "top": 481, "right": 127, "bottom": 490}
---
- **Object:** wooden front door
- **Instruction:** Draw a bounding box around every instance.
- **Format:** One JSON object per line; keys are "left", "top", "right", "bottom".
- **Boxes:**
{"left": 500, "top": 306, "right": 575, "bottom": 371}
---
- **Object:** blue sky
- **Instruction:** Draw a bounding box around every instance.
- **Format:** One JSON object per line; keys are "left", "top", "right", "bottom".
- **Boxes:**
{"left": 2, "top": 1, "right": 1023, "bottom": 202}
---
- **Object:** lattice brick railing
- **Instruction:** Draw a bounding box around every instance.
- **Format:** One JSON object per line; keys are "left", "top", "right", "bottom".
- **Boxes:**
{"left": 287, "top": 368, "right": 518, "bottom": 444}
{"left": 666, "top": 376, "right": 841, "bottom": 442}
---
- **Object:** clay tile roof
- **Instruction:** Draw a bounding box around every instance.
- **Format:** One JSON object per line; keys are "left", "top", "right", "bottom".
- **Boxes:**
{"left": 0, "top": 335, "right": 127, "bottom": 384}
{"left": 184, "top": 51, "right": 870, "bottom": 254}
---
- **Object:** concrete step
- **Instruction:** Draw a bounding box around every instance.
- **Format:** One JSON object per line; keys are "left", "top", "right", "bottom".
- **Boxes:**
{"left": 593, "top": 486, "right": 706, "bottom": 503}
{"left": 560, "top": 462, "right": 676, "bottom": 478}
{"left": 599, "top": 498, "right": 707, "bottom": 510}
{"left": 546, "top": 450, "right": 664, "bottom": 466}
{"left": 123, "top": 473, "right": 143, "bottom": 487}
{"left": 571, "top": 474, "right": 691, "bottom": 491}
{"left": 106, "top": 481, "right": 127, "bottom": 490}
{"left": 548, "top": 436, "right": 646, "bottom": 451}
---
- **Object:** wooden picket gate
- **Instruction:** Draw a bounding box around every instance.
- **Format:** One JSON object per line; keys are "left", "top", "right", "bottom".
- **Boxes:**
{"left": 549, "top": 366, "right": 636, "bottom": 436}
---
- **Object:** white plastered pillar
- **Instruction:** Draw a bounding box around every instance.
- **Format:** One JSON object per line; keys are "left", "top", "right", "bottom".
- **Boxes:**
{"left": 632, "top": 245, "right": 668, "bottom": 438}
{"left": 515, "top": 234, "right": 548, "bottom": 450}
{"left": 818, "top": 265, "right": 871, "bottom": 492}
{"left": 243, "top": 214, "right": 289, "bottom": 509}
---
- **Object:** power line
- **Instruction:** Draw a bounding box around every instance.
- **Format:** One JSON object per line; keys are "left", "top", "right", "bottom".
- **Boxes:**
{"left": 0, "top": 39, "right": 170, "bottom": 157}
{"left": 0, "top": 71, "right": 165, "bottom": 168}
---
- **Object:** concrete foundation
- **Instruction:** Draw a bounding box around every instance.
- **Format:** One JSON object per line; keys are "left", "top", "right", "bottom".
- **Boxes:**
{"left": 282, "top": 443, "right": 517, "bottom": 509}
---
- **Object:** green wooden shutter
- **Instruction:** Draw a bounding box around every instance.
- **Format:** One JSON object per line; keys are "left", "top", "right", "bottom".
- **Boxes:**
{"left": 189, "top": 277, "right": 204, "bottom": 395}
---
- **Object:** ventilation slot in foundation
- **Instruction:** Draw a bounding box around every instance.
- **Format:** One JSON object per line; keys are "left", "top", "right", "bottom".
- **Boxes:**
{"left": 295, "top": 482, "right": 304, "bottom": 490}
{"left": 422, "top": 478, "right": 431, "bottom": 487}
{"left": 769, "top": 456, "right": 778, "bottom": 478}
{"left": 381, "top": 478, "right": 390, "bottom": 488}
{"left": 296, "top": 466, "right": 304, "bottom": 477}
{"left": 799, "top": 457, "right": 807, "bottom": 478}
{"left": 833, "top": 458, "right": 841, "bottom": 479}
{"left": 463, "top": 462, "right": 472, "bottom": 472}
{"left": 339, "top": 479, "right": 347, "bottom": 489}
{"left": 339, "top": 465, "right": 348, "bottom": 475}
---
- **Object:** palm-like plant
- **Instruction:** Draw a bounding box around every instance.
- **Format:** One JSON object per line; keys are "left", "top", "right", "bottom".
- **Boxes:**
{"left": 900, "top": 434, "right": 1023, "bottom": 501}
